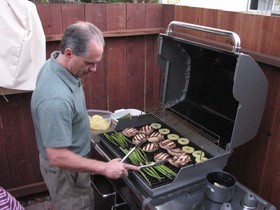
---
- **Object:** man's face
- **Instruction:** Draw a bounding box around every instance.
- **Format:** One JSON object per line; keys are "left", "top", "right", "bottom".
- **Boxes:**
{"left": 66, "top": 40, "right": 104, "bottom": 78}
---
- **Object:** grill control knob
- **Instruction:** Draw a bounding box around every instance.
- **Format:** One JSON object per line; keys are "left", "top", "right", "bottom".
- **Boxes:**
{"left": 241, "top": 192, "right": 257, "bottom": 209}
{"left": 220, "top": 203, "right": 233, "bottom": 210}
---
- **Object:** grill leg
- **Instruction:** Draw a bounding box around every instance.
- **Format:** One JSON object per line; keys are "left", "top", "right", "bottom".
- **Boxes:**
{"left": 111, "top": 193, "right": 127, "bottom": 210}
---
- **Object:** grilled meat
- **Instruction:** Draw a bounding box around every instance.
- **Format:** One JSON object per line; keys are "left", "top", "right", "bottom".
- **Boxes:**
{"left": 147, "top": 132, "right": 164, "bottom": 143}
{"left": 122, "top": 127, "right": 138, "bottom": 137}
{"left": 154, "top": 152, "right": 170, "bottom": 162}
{"left": 142, "top": 142, "right": 159, "bottom": 152}
{"left": 167, "top": 147, "right": 185, "bottom": 156}
{"left": 132, "top": 133, "right": 147, "bottom": 145}
{"left": 159, "top": 139, "right": 176, "bottom": 149}
{"left": 139, "top": 125, "right": 154, "bottom": 135}
{"left": 168, "top": 154, "right": 191, "bottom": 167}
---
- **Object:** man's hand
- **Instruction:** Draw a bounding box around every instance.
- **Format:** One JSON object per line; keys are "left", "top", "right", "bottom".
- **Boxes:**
{"left": 45, "top": 148, "right": 139, "bottom": 178}
{"left": 103, "top": 158, "right": 139, "bottom": 179}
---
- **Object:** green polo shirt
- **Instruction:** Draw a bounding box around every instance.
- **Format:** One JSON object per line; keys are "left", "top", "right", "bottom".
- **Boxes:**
{"left": 31, "top": 51, "right": 91, "bottom": 160}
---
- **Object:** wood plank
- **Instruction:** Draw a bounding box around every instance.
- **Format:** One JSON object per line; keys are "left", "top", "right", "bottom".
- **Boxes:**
{"left": 225, "top": 128, "right": 271, "bottom": 199}
{"left": 145, "top": 35, "right": 161, "bottom": 108}
{"left": 258, "top": 65, "right": 280, "bottom": 132}
{"left": 217, "top": 10, "right": 241, "bottom": 32}
{"left": 162, "top": 4, "right": 175, "bottom": 29}
{"left": 106, "top": 4, "right": 126, "bottom": 31}
{"left": 102, "top": 28, "right": 162, "bottom": 37}
{"left": 23, "top": 94, "right": 42, "bottom": 183}
{"left": 201, "top": 9, "right": 219, "bottom": 41}
{"left": 126, "top": 36, "right": 145, "bottom": 110}
{"left": 174, "top": 6, "right": 205, "bottom": 38}
{"left": 36, "top": 4, "right": 63, "bottom": 36}
{"left": 61, "top": 4, "right": 85, "bottom": 30}
{"left": 9, "top": 182, "right": 47, "bottom": 198}
{"left": 269, "top": 17, "right": 280, "bottom": 57}
{"left": 107, "top": 38, "right": 127, "bottom": 111}
{"left": 127, "top": 4, "right": 146, "bottom": 30}
{"left": 216, "top": 10, "right": 241, "bottom": 45}
{"left": 246, "top": 15, "right": 264, "bottom": 52}
{"left": 85, "top": 3, "right": 107, "bottom": 31}
{"left": 46, "top": 42, "right": 60, "bottom": 59}
{"left": 0, "top": 97, "right": 12, "bottom": 188}
{"left": 0, "top": 94, "right": 39, "bottom": 188}
{"left": 238, "top": 13, "right": 255, "bottom": 50}
{"left": 145, "top": 3, "right": 163, "bottom": 28}
{"left": 259, "top": 16, "right": 275, "bottom": 54}
{"left": 45, "top": 28, "right": 162, "bottom": 41}
{"left": 258, "top": 67, "right": 280, "bottom": 205}
{"left": 83, "top": 54, "right": 107, "bottom": 110}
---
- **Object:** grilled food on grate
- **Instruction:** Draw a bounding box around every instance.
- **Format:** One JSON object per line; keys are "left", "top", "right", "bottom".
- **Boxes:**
{"left": 168, "top": 154, "right": 191, "bottom": 167}
{"left": 142, "top": 142, "right": 159, "bottom": 152}
{"left": 148, "top": 132, "right": 164, "bottom": 143}
{"left": 122, "top": 127, "right": 138, "bottom": 137}
{"left": 167, "top": 148, "right": 185, "bottom": 156}
{"left": 154, "top": 152, "right": 170, "bottom": 161}
{"left": 139, "top": 125, "right": 154, "bottom": 135}
{"left": 159, "top": 139, "right": 177, "bottom": 149}
{"left": 132, "top": 133, "right": 147, "bottom": 145}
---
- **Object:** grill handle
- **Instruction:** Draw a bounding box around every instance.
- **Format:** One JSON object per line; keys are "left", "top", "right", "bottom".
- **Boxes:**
{"left": 166, "top": 21, "right": 241, "bottom": 54}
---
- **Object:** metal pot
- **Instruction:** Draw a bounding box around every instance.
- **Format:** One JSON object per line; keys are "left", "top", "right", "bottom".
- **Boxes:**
{"left": 205, "top": 171, "right": 236, "bottom": 203}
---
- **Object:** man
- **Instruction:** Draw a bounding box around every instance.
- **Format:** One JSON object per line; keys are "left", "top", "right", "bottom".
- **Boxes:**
{"left": 31, "top": 22, "right": 138, "bottom": 210}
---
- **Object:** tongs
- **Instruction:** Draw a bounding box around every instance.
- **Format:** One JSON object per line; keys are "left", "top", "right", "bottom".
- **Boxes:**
{"left": 138, "top": 159, "right": 167, "bottom": 170}
{"left": 120, "top": 140, "right": 145, "bottom": 163}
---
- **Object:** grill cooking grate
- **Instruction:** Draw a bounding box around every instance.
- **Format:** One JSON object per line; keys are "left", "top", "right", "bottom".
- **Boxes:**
{"left": 145, "top": 105, "right": 221, "bottom": 145}
{"left": 98, "top": 115, "right": 213, "bottom": 189}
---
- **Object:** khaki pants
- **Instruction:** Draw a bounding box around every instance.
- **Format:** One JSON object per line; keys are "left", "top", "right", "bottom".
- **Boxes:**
{"left": 40, "top": 154, "right": 94, "bottom": 210}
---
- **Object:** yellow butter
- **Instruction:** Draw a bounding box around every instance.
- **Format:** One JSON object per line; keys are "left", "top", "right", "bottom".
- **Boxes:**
{"left": 89, "top": 115, "right": 110, "bottom": 130}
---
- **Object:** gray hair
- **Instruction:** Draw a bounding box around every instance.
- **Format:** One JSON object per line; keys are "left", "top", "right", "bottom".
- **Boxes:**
{"left": 59, "top": 21, "right": 105, "bottom": 57}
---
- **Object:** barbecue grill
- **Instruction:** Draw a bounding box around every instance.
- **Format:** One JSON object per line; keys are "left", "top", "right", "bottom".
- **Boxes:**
{"left": 91, "top": 21, "right": 276, "bottom": 210}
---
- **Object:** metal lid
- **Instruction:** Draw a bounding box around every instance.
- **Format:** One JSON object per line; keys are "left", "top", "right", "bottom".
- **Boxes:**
{"left": 157, "top": 22, "right": 268, "bottom": 150}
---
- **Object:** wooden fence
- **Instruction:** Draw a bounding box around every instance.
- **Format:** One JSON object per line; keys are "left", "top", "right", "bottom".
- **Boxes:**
{"left": 0, "top": 3, "right": 279, "bottom": 208}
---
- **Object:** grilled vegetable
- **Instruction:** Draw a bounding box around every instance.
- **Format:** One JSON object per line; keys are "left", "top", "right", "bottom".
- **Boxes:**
{"left": 192, "top": 150, "right": 205, "bottom": 158}
{"left": 142, "top": 167, "right": 163, "bottom": 182}
{"left": 103, "top": 132, "right": 131, "bottom": 148}
{"left": 120, "top": 147, "right": 148, "bottom": 166}
{"left": 195, "top": 156, "right": 208, "bottom": 163}
{"left": 154, "top": 164, "right": 177, "bottom": 179}
{"left": 167, "top": 134, "right": 179, "bottom": 140}
{"left": 159, "top": 128, "right": 170, "bottom": 135}
{"left": 150, "top": 123, "right": 162, "bottom": 129}
{"left": 177, "top": 137, "right": 190, "bottom": 145}
{"left": 182, "top": 146, "right": 194, "bottom": 154}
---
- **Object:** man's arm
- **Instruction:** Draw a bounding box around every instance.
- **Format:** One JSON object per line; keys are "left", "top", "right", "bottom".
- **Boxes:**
{"left": 46, "top": 147, "right": 138, "bottom": 179}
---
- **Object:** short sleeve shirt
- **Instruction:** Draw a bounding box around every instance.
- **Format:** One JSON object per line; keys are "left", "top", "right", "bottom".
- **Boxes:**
{"left": 31, "top": 51, "right": 91, "bottom": 159}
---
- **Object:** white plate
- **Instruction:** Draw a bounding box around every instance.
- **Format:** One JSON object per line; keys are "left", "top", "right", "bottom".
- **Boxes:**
{"left": 112, "top": 108, "right": 145, "bottom": 124}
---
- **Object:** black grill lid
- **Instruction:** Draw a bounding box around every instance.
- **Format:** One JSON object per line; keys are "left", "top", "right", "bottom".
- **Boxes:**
{"left": 157, "top": 22, "right": 268, "bottom": 150}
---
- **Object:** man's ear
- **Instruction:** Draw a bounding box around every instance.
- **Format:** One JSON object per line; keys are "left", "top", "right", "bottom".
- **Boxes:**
{"left": 64, "top": 48, "right": 74, "bottom": 58}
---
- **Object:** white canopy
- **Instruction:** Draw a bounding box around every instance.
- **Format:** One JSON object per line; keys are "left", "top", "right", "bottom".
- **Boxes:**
{"left": 0, "top": 0, "right": 45, "bottom": 92}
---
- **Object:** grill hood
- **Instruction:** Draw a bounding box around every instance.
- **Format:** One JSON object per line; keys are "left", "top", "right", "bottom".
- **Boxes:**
{"left": 157, "top": 22, "right": 268, "bottom": 150}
